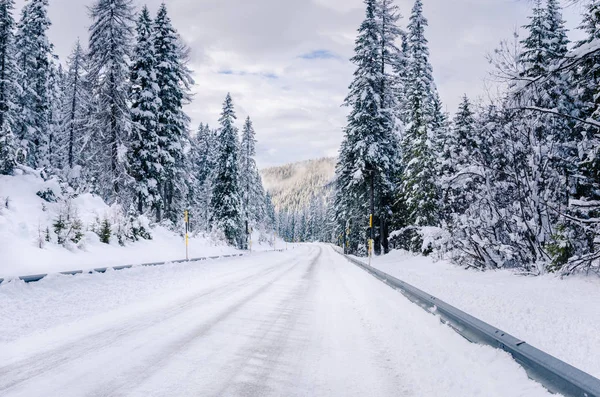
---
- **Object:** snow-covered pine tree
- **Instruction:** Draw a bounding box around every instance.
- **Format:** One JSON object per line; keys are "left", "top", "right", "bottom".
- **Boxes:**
{"left": 265, "top": 191, "right": 276, "bottom": 232}
{"left": 447, "top": 103, "right": 509, "bottom": 270}
{"left": 441, "top": 95, "right": 477, "bottom": 222}
{"left": 334, "top": 0, "right": 399, "bottom": 256}
{"left": 520, "top": 0, "right": 548, "bottom": 79}
{"left": 397, "top": 0, "right": 442, "bottom": 252}
{"left": 188, "top": 123, "right": 215, "bottom": 231}
{"left": 47, "top": 61, "right": 66, "bottom": 172}
{"left": 239, "top": 116, "right": 256, "bottom": 235}
{"left": 562, "top": 0, "right": 600, "bottom": 273}
{"left": 238, "top": 116, "right": 269, "bottom": 240}
{"left": 395, "top": 32, "right": 410, "bottom": 124}
{"left": 128, "top": 6, "right": 163, "bottom": 219}
{"left": 153, "top": 3, "right": 193, "bottom": 225}
{"left": 0, "top": 0, "right": 17, "bottom": 174}
{"left": 14, "top": 0, "right": 53, "bottom": 169}
{"left": 60, "top": 40, "right": 91, "bottom": 177}
{"left": 545, "top": 0, "right": 569, "bottom": 63}
{"left": 0, "top": 117, "right": 16, "bottom": 173}
{"left": 374, "top": 0, "right": 403, "bottom": 254}
{"left": 87, "top": 0, "right": 135, "bottom": 203}
{"left": 210, "top": 93, "right": 242, "bottom": 246}
{"left": 0, "top": 0, "right": 18, "bottom": 140}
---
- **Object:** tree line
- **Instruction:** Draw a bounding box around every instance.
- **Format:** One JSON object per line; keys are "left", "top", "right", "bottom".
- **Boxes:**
{"left": 0, "top": 0, "right": 274, "bottom": 248}
{"left": 334, "top": 0, "right": 600, "bottom": 275}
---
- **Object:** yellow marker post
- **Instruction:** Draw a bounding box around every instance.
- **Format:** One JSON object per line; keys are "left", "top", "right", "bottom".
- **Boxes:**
{"left": 249, "top": 227, "right": 253, "bottom": 253}
{"left": 184, "top": 210, "right": 189, "bottom": 261}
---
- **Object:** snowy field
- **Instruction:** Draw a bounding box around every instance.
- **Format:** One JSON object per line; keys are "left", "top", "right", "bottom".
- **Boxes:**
{"left": 0, "top": 244, "right": 554, "bottom": 396}
{"left": 368, "top": 250, "right": 600, "bottom": 380}
{"left": 0, "top": 172, "right": 280, "bottom": 278}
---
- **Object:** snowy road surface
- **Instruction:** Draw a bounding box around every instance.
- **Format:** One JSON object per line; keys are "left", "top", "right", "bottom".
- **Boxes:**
{"left": 0, "top": 245, "right": 553, "bottom": 397}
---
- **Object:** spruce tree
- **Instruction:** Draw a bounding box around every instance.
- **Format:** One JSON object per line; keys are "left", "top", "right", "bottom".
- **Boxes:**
{"left": 47, "top": 61, "right": 65, "bottom": 172}
{"left": 239, "top": 117, "right": 257, "bottom": 224}
{"left": 265, "top": 192, "right": 276, "bottom": 232}
{"left": 545, "top": 0, "right": 568, "bottom": 63}
{"left": 61, "top": 40, "right": 90, "bottom": 174}
{"left": 398, "top": 0, "right": 442, "bottom": 251}
{"left": 14, "top": 0, "right": 52, "bottom": 169}
{"left": 0, "top": 117, "right": 16, "bottom": 173}
{"left": 210, "top": 93, "right": 242, "bottom": 246}
{"left": 87, "top": 0, "right": 135, "bottom": 202}
{"left": 153, "top": 3, "right": 193, "bottom": 224}
{"left": 520, "top": 0, "right": 547, "bottom": 79}
{"left": 189, "top": 123, "right": 215, "bottom": 231}
{"left": 128, "top": 6, "right": 162, "bottom": 219}
{"left": 441, "top": 95, "right": 477, "bottom": 220}
{"left": 374, "top": 0, "right": 403, "bottom": 254}
{"left": 563, "top": 0, "right": 600, "bottom": 271}
{"left": 0, "top": 0, "right": 17, "bottom": 138}
{"left": 334, "top": 0, "right": 399, "bottom": 255}
{"left": 239, "top": 116, "right": 268, "bottom": 237}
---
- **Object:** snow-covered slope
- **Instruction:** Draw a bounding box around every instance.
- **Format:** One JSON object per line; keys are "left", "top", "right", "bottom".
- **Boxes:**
{"left": 0, "top": 168, "right": 278, "bottom": 278}
{"left": 260, "top": 157, "right": 335, "bottom": 212}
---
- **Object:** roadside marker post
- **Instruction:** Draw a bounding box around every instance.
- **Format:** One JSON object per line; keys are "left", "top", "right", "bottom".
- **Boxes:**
{"left": 184, "top": 210, "right": 189, "bottom": 261}
{"left": 368, "top": 214, "right": 373, "bottom": 266}
{"left": 249, "top": 226, "right": 253, "bottom": 253}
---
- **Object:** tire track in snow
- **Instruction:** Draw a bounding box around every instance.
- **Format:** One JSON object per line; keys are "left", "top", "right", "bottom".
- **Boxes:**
{"left": 86, "top": 246, "right": 322, "bottom": 397}
{"left": 213, "top": 246, "right": 321, "bottom": 396}
{"left": 0, "top": 249, "right": 315, "bottom": 395}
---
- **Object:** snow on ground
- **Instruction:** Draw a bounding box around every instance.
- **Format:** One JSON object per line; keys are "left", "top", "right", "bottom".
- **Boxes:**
{"left": 0, "top": 170, "right": 281, "bottom": 278}
{"left": 367, "top": 249, "right": 600, "bottom": 379}
{"left": 0, "top": 245, "right": 553, "bottom": 396}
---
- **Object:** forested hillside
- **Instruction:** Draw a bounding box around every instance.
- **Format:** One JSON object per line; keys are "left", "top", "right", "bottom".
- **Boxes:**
{"left": 261, "top": 158, "right": 335, "bottom": 212}
{"left": 261, "top": 158, "right": 335, "bottom": 243}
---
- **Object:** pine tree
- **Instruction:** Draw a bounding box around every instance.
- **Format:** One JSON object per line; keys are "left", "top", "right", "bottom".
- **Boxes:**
{"left": 334, "top": 0, "right": 400, "bottom": 256}
{"left": 238, "top": 116, "right": 269, "bottom": 238}
{"left": 153, "top": 3, "right": 193, "bottom": 224}
{"left": 239, "top": 117, "right": 255, "bottom": 231}
{"left": 47, "top": 61, "right": 65, "bottom": 171}
{"left": 265, "top": 192, "right": 276, "bottom": 232}
{"left": 188, "top": 123, "right": 215, "bottom": 231}
{"left": 441, "top": 95, "right": 477, "bottom": 222}
{"left": 398, "top": 0, "right": 442, "bottom": 251}
{"left": 0, "top": 117, "right": 16, "bottom": 173}
{"left": 374, "top": 0, "right": 403, "bottom": 254}
{"left": 0, "top": 0, "right": 18, "bottom": 138}
{"left": 14, "top": 0, "right": 53, "bottom": 169}
{"left": 561, "top": 0, "right": 600, "bottom": 272}
{"left": 210, "top": 93, "right": 242, "bottom": 246}
{"left": 544, "top": 0, "right": 568, "bottom": 62}
{"left": 87, "top": 0, "right": 135, "bottom": 203}
{"left": 520, "top": 0, "right": 547, "bottom": 79}
{"left": 61, "top": 40, "right": 90, "bottom": 174}
{"left": 128, "top": 6, "right": 162, "bottom": 219}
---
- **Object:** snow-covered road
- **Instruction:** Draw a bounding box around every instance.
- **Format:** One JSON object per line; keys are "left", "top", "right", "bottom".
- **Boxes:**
{"left": 0, "top": 245, "right": 553, "bottom": 396}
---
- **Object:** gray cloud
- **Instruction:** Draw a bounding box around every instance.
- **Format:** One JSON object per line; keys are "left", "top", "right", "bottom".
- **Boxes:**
{"left": 14, "top": 0, "right": 588, "bottom": 168}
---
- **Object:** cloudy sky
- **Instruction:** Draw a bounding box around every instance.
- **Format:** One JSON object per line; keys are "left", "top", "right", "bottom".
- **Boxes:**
{"left": 15, "top": 0, "right": 588, "bottom": 168}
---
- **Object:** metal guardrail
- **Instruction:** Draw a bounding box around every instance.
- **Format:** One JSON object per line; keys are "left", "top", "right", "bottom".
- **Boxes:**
{"left": 0, "top": 253, "right": 246, "bottom": 285}
{"left": 338, "top": 250, "right": 600, "bottom": 397}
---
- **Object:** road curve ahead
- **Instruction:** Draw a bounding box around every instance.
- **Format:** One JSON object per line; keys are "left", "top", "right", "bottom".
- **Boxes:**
{"left": 0, "top": 244, "right": 553, "bottom": 397}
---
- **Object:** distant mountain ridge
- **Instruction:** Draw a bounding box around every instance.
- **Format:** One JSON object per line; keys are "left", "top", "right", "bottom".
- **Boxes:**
{"left": 260, "top": 158, "right": 336, "bottom": 213}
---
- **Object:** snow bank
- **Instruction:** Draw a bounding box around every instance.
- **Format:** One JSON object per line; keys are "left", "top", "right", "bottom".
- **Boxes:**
{"left": 369, "top": 250, "right": 600, "bottom": 379}
{"left": 0, "top": 170, "right": 280, "bottom": 278}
